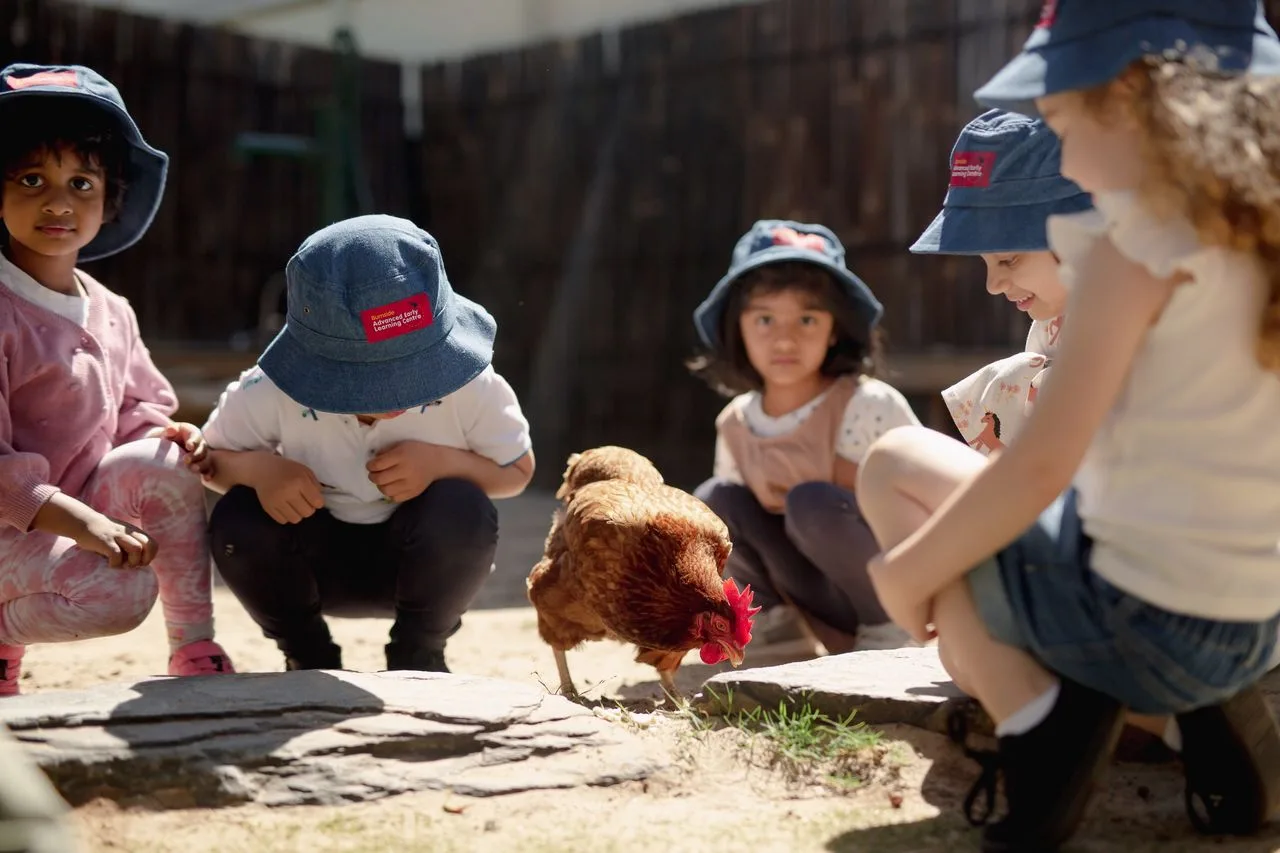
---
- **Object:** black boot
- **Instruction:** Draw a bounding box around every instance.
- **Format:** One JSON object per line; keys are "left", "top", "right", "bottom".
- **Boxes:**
{"left": 283, "top": 640, "right": 343, "bottom": 671}
{"left": 385, "top": 641, "right": 449, "bottom": 673}
{"left": 948, "top": 678, "right": 1125, "bottom": 852}
{"left": 1179, "top": 684, "right": 1280, "bottom": 835}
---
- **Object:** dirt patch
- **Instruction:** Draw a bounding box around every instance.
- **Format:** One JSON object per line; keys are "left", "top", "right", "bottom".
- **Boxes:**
{"left": 20, "top": 590, "right": 1280, "bottom": 852}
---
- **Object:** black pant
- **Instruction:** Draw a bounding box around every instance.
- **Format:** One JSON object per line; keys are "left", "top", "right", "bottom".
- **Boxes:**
{"left": 210, "top": 479, "right": 498, "bottom": 666}
{"left": 694, "top": 478, "right": 888, "bottom": 633}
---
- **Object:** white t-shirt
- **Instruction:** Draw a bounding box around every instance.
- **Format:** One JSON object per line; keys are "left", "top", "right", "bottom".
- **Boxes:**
{"left": 0, "top": 252, "right": 89, "bottom": 327}
{"left": 713, "top": 377, "right": 920, "bottom": 482}
{"left": 203, "top": 365, "right": 532, "bottom": 524}
{"left": 1051, "top": 191, "right": 1280, "bottom": 621}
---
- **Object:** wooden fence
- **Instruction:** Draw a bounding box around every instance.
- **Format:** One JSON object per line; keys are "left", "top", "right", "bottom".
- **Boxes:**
{"left": 6, "top": 1, "right": 1279, "bottom": 488}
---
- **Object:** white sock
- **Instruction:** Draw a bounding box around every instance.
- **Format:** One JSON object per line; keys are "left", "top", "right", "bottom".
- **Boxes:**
{"left": 1163, "top": 719, "right": 1183, "bottom": 753}
{"left": 995, "top": 682, "right": 1062, "bottom": 737}
{"left": 167, "top": 620, "right": 215, "bottom": 653}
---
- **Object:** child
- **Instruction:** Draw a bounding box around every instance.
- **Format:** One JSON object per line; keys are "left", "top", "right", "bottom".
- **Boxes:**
{"left": 201, "top": 214, "right": 534, "bottom": 673}
{"left": 911, "top": 109, "right": 1091, "bottom": 453}
{"left": 689, "top": 219, "right": 921, "bottom": 657}
{"left": 0, "top": 63, "right": 234, "bottom": 695}
{"left": 856, "top": 2, "right": 1280, "bottom": 848}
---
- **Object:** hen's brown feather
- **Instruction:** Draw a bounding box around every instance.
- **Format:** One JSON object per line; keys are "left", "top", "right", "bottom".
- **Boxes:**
{"left": 527, "top": 447, "right": 734, "bottom": 676}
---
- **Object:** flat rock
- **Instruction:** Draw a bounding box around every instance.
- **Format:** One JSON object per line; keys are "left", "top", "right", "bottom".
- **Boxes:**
{"left": 697, "top": 648, "right": 968, "bottom": 735}
{"left": 0, "top": 670, "right": 663, "bottom": 809}
{"left": 697, "top": 648, "right": 1280, "bottom": 762}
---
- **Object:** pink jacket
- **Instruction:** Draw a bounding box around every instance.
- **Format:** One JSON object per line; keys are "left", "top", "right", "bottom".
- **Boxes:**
{"left": 0, "top": 270, "right": 176, "bottom": 531}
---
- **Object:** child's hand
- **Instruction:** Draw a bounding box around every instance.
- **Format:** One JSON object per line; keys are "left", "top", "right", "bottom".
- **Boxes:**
{"left": 75, "top": 511, "right": 158, "bottom": 569}
{"left": 867, "top": 554, "right": 937, "bottom": 643}
{"left": 367, "top": 441, "right": 451, "bottom": 503}
{"left": 160, "top": 422, "right": 212, "bottom": 477}
{"left": 253, "top": 457, "right": 325, "bottom": 524}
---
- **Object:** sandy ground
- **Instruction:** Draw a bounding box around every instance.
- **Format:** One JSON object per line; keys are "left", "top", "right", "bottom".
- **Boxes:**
{"left": 13, "top": 493, "right": 1280, "bottom": 852}
{"left": 16, "top": 587, "right": 1280, "bottom": 853}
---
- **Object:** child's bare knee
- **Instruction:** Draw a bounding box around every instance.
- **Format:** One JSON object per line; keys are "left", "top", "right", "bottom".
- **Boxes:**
{"left": 857, "top": 426, "right": 936, "bottom": 495}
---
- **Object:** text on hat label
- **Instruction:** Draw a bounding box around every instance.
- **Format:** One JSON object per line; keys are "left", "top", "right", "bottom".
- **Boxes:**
{"left": 5, "top": 71, "right": 79, "bottom": 90}
{"left": 360, "top": 294, "right": 433, "bottom": 343}
{"left": 950, "top": 151, "right": 996, "bottom": 188}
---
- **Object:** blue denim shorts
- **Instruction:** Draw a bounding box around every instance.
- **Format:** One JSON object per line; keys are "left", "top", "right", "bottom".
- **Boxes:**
{"left": 967, "top": 490, "right": 1280, "bottom": 715}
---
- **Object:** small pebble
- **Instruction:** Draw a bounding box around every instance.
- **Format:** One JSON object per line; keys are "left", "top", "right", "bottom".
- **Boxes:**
{"left": 889, "top": 792, "right": 904, "bottom": 809}
{"left": 483, "top": 820, "right": 499, "bottom": 832}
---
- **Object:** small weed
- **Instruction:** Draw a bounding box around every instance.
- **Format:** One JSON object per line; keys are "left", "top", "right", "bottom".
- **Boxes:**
{"left": 681, "top": 691, "right": 884, "bottom": 788}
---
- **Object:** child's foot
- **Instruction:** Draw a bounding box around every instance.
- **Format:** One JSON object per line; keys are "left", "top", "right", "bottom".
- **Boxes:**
{"left": 1178, "top": 684, "right": 1280, "bottom": 835}
{"left": 168, "top": 640, "right": 236, "bottom": 676}
{"left": 949, "top": 679, "right": 1124, "bottom": 852}
{"left": 0, "top": 645, "right": 23, "bottom": 697}
{"left": 385, "top": 642, "right": 450, "bottom": 673}
{"left": 283, "top": 641, "right": 343, "bottom": 671}
{"left": 854, "top": 621, "right": 925, "bottom": 651}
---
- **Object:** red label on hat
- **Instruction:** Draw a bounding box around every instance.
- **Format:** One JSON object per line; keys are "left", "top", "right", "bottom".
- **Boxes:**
{"left": 5, "top": 71, "right": 78, "bottom": 90}
{"left": 1036, "top": 0, "right": 1058, "bottom": 28}
{"left": 770, "top": 226, "right": 828, "bottom": 253}
{"left": 950, "top": 151, "right": 996, "bottom": 188}
{"left": 360, "top": 294, "right": 432, "bottom": 343}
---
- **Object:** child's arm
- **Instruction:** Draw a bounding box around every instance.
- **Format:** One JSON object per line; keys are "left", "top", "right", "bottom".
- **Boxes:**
{"left": 869, "top": 233, "right": 1180, "bottom": 637}
{"left": 112, "top": 304, "right": 180, "bottom": 444}
{"left": 199, "top": 367, "right": 285, "bottom": 491}
{"left": 367, "top": 443, "right": 534, "bottom": 501}
{"left": 367, "top": 367, "right": 535, "bottom": 502}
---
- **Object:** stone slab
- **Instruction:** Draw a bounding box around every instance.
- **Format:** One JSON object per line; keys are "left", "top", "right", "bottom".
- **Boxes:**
{"left": 0, "top": 670, "right": 664, "bottom": 809}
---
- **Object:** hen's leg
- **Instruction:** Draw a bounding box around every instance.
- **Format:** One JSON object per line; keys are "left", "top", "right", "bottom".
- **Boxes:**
{"left": 658, "top": 668, "right": 681, "bottom": 701}
{"left": 554, "top": 648, "right": 578, "bottom": 697}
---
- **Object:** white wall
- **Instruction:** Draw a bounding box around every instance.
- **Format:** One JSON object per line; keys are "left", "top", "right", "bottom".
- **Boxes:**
{"left": 65, "top": 0, "right": 761, "bottom": 64}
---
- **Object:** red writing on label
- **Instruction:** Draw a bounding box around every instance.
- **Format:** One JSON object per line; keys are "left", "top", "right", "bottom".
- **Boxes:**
{"left": 5, "top": 71, "right": 79, "bottom": 90}
{"left": 360, "top": 294, "right": 432, "bottom": 343}
{"left": 770, "top": 226, "right": 828, "bottom": 253}
{"left": 950, "top": 151, "right": 996, "bottom": 188}
{"left": 1037, "top": 0, "right": 1058, "bottom": 29}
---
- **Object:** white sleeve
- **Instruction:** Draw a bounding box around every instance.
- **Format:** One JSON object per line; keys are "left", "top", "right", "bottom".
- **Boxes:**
{"left": 455, "top": 367, "right": 532, "bottom": 466}
{"left": 712, "top": 434, "right": 744, "bottom": 484}
{"left": 201, "top": 366, "right": 283, "bottom": 451}
{"left": 941, "top": 352, "right": 1050, "bottom": 455}
{"left": 836, "top": 380, "right": 921, "bottom": 465}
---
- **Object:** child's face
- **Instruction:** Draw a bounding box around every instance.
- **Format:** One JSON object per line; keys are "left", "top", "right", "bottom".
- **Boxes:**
{"left": 1036, "top": 88, "right": 1145, "bottom": 195}
{"left": 739, "top": 287, "right": 835, "bottom": 389}
{"left": 981, "top": 251, "right": 1067, "bottom": 321}
{"left": 0, "top": 145, "right": 106, "bottom": 261}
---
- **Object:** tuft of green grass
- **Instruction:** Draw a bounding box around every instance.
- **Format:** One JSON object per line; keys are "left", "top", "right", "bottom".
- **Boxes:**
{"left": 676, "top": 687, "right": 884, "bottom": 787}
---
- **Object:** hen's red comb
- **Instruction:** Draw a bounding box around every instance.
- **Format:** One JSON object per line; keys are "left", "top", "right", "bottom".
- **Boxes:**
{"left": 724, "top": 578, "right": 762, "bottom": 646}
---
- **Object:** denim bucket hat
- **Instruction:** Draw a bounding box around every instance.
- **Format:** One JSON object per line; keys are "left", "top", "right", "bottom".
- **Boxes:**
{"left": 975, "top": 0, "right": 1280, "bottom": 116}
{"left": 0, "top": 64, "right": 168, "bottom": 262}
{"left": 693, "top": 219, "right": 883, "bottom": 349}
{"left": 911, "top": 110, "right": 1093, "bottom": 256}
{"left": 258, "top": 215, "right": 497, "bottom": 414}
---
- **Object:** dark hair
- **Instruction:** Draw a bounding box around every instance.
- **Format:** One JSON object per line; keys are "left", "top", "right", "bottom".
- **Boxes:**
{"left": 688, "top": 261, "right": 884, "bottom": 397}
{"left": 0, "top": 98, "right": 129, "bottom": 221}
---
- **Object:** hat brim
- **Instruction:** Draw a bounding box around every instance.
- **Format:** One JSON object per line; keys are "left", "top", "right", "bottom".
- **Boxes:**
{"left": 975, "top": 18, "right": 1280, "bottom": 116}
{"left": 0, "top": 88, "right": 167, "bottom": 262}
{"left": 693, "top": 247, "right": 884, "bottom": 349}
{"left": 257, "top": 294, "right": 497, "bottom": 414}
{"left": 910, "top": 193, "right": 1095, "bottom": 255}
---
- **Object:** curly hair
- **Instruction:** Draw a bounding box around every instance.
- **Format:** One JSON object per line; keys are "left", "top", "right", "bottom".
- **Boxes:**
{"left": 0, "top": 98, "right": 130, "bottom": 222}
{"left": 687, "top": 261, "right": 883, "bottom": 397}
{"left": 1081, "top": 56, "right": 1280, "bottom": 372}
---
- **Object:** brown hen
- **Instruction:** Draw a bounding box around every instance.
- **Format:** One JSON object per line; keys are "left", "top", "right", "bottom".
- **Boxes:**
{"left": 527, "top": 446, "right": 759, "bottom": 698}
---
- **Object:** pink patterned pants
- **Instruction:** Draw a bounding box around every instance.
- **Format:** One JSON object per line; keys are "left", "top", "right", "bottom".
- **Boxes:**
{"left": 0, "top": 439, "right": 213, "bottom": 646}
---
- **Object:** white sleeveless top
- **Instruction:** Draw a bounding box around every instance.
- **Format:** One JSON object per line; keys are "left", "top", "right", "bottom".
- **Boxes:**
{"left": 1049, "top": 192, "right": 1280, "bottom": 621}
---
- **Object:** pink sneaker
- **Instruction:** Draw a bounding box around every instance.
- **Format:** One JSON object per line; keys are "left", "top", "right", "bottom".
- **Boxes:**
{"left": 0, "top": 644, "right": 24, "bottom": 697}
{"left": 167, "top": 640, "right": 236, "bottom": 676}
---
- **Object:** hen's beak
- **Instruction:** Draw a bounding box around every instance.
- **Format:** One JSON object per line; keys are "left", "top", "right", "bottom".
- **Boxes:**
{"left": 722, "top": 642, "right": 745, "bottom": 667}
